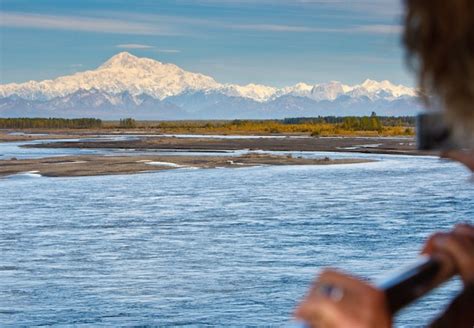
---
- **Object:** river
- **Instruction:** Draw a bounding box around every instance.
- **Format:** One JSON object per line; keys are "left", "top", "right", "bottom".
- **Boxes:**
{"left": 1, "top": 137, "right": 473, "bottom": 327}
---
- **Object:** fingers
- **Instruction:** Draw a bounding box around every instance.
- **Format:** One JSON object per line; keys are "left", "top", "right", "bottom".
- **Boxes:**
{"left": 315, "top": 270, "right": 381, "bottom": 306}
{"left": 422, "top": 224, "right": 474, "bottom": 285}
{"left": 422, "top": 232, "right": 449, "bottom": 254}
{"left": 454, "top": 223, "right": 474, "bottom": 237}
{"left": 295, "top": 296, "right": 361, "bottom": 328}
{"left": 295, "top": 270, "right": 391, "bottom": 328}
{"left": 296, "top": 224, "right": 474, "bottom": 328}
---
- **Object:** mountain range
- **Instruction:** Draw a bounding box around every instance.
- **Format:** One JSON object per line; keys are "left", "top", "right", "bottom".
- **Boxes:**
{"left": 0, "top": 52, "right": 422, "bottom": 119}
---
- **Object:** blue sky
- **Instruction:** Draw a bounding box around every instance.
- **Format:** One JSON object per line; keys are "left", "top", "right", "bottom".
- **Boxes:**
{"left": 0, "top": 0, "right": 414, "bottom": 87}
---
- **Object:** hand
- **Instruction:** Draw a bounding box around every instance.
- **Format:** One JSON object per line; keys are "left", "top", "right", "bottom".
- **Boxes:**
{"left": 441, "top": 150, "right": 474, "bottom": 172}
{"left": 423, "top": 224, "right": 474, "bottom": 328}
{"left": 294, "top": 269, "right": 391, "bottom": 328}
{"left": 422, "top": 223, "right": 474, "bottom": 285}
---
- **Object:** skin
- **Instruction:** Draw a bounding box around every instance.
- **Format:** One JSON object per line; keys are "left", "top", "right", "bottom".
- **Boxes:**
{"left": 441, "top": 150, "right": 474, "bottom": 172}
{"left": 294, "top": 270, "right": 391, "bottom": 328}
{"left": 295, "top": 223, "right": 474, "bottom": 328}
{"left": 422, "top": 224, "right": 474, "bottom": 286}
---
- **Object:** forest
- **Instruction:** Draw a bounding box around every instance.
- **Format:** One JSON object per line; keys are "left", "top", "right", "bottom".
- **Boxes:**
{"left": 0, "top": 118, "right": 103, "bottom": 129}
{"left": 0, "top": 115, "right": 415, "bottom": 137}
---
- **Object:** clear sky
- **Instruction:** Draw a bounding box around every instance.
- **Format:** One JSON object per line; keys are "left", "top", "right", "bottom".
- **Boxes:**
{"left": 0, "top": 0, "right": 414, "bottom": 87}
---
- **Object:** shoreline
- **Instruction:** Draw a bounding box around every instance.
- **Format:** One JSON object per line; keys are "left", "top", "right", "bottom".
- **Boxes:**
{"left": 0, "top": 154, "right": 373, "bottom": 178}
{"left": 0, "top": 130, "right": 434, "bottom": 178}
{"left": 25, "top": 135, "right": 429, "bottom": 156}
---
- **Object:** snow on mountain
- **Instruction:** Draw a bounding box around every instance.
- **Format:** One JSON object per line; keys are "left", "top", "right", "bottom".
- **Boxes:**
{"left": 309, "top": 81, "right": 347, "bottom": 101}
{"left": 277, "top": 81, "right": 354, "bottom": 101}
{"left": 278, "top": 83, "right": 313, "bottom": 98}
{"left": 0, "top": 52, "right": 421, "bottom": 118}
{"left": 355, "top": 79, "right": 417, "bottom": 99}
{"left": 0, "top": 52, "right": 220, "bottom": 101}
{"left": 218, "top": 83, "right": 277, "bottom": 102}
{"left": 1, "top": 52, "right": 416, "bottom": 102}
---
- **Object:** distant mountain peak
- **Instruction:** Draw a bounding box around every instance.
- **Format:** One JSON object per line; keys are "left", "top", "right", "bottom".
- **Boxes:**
{"left": 99, "top": 51, "right": 160, "bottom": 70}
{"left": 109, "top": 51, "right": 138, "bottom": 61}
{"left": 0, "top": 52, "right": 420, "bottom": 118}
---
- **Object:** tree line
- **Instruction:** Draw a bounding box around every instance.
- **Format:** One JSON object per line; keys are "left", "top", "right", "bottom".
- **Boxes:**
{"left": 0, "top": 115, "right": 415, "bottom": 136}
{"left": 282, "top": 115, "right": 415, "bottom": 127}
{"left": 119, "top": 118, "right": 137, "bottom": 128}
{"left": 0, "top": 118, "right": 103, "bottom": 129}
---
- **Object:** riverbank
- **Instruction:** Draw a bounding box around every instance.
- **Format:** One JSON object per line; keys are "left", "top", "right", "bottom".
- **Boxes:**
{"left": 0, "top": 116, "right": 415, "bottom": 138}
{"left": 27, "top": 135, "right": 426, "bottom": 156}
{"left": 0, "top": 153, "right": 371, "bottom": 178}
{"left": 0, "top": 130, "right": 430, "bottom": 178}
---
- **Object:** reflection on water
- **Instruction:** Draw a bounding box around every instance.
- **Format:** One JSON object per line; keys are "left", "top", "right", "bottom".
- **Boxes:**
{"left": 0, "top": 137, "right": 234, "bottom": 160}
{"left": 0, "top": 139, "right": 101, "bottom": 160}
{"left": 0, "top": 137, "right": 473, "bottom": 327}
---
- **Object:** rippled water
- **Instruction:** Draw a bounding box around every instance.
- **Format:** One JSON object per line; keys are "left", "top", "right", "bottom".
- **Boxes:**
{"left": 1, "top": 139, "right": 473, "bottom": 327}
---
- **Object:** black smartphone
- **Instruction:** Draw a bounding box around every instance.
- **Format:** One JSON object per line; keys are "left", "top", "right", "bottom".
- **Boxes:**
{"left": 417, "top": 113, "right": 459, "bottom": 151}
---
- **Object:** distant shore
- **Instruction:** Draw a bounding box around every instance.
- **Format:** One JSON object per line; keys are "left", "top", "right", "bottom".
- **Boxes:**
{"left": 0, "top": 128, "right": 432, "bottom": 156}
{"left": 24, "top": 133, "right": 427, "bottom": 156}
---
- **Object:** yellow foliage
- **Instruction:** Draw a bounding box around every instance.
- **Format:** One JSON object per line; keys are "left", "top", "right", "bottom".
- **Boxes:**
{"left": 131, "top": 120, "right": 415, "bottom": 137}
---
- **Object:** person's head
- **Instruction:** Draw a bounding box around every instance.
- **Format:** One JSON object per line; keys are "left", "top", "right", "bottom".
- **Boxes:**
{"left": 403, "top": 0, "right": 474, "bottom": 132}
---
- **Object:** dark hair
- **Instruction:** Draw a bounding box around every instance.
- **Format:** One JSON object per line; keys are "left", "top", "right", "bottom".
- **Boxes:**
{"left": 404, "top": 0, "right": 474, "bottom": 125}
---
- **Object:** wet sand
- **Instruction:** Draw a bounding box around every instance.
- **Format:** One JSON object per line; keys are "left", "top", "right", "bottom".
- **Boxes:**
{"left": 0, "top": 154, "right": 372, "bottom": 178}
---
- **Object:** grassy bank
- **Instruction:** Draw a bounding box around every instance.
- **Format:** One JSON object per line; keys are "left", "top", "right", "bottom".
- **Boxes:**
{"left": 105, "top": 116, "right": 415, "bottom": 137}
{"left": 0, "top": 116, "right": 415, "bottom": 137}
{"left": 135, "top": 120, "right": 413, "bottom": 136}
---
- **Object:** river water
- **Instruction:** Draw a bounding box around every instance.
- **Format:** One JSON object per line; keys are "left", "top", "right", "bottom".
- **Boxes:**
{"left": 1, "top": 137, "right": 473, "bottom": 327}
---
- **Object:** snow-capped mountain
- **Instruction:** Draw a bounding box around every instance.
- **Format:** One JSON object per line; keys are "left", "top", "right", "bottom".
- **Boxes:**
{"left": 0, "top": 52, "right": 220, "bottom": 101}
{"left": 0, "top": 52, "right": 422, "bottom": 119}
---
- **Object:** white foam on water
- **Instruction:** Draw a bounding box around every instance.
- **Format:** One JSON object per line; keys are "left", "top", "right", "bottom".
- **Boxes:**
{"left": 5, "top": 171, "right": 43, "bottom": 179}
{"left": 337, "top": 146, "right": 359, "bottom": 150}
{"left": 355, "top": 143, "right": 383, "bottom": 148}
{"left": 145, "top": 161, "right": 185, "bottom": 168}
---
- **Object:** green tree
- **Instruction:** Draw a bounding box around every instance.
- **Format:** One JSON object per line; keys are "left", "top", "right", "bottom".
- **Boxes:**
{"left": 119, "top": 118, "right": 137, "bottom": 128}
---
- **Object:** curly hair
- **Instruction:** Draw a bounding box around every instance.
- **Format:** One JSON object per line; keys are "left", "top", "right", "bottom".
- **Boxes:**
{"left": 403, "top": 0, "right": 474, "bottom": 126}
